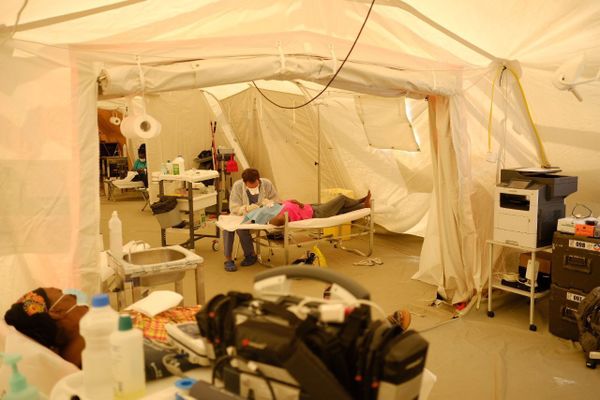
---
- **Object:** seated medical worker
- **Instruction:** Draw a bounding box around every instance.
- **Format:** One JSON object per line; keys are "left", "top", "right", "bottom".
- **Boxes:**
{"left": 269, "top": 191, "right": 371, "bottom": 226}
{"left": 224, "top": 168, "right": 278, "bottom": 272}
{"left": 4, "top": 288, "right": 199, "bottom": 378}
{"left": 131, "top": 144, "right": 148, "bottom": 187}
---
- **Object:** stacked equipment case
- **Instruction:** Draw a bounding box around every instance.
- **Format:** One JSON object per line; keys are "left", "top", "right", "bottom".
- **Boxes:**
{"left": 550, "top": 232, "right": 600, "bottom": 340}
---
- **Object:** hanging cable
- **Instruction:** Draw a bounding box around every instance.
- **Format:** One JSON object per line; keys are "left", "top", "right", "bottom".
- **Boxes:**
{"left": 251, "top": 0, "right": 376, "bottom": 110}
{"left": 488, "top": 63, "right": 551, "bottom": 168}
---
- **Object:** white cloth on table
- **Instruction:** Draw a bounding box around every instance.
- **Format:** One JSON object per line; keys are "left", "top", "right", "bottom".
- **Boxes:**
{"left": 111, "top": 171, "right": 144, "bottom": 189}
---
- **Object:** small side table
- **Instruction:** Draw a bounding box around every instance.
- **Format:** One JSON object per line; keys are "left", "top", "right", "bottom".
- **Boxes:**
{"left": 486, "top": 240, "right": 552, "bottom": 331}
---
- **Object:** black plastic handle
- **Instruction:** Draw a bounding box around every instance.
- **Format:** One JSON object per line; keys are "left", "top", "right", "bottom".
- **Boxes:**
{"left": 254, "top": 266, "right": 370, "bottom": 300}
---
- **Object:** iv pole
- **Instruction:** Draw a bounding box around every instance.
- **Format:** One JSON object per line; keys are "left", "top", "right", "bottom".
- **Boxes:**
{"left": 317, "top": 102, "right": 321, "bottom": 203}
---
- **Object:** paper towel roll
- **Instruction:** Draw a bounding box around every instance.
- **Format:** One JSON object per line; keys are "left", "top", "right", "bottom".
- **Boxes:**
{"left": 120, "top": 114, "right": 162, "bottom": 139}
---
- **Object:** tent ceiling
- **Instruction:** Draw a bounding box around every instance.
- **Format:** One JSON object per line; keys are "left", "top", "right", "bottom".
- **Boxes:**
{"left": 3, "top": 0, "right": 598, "bottom": 69}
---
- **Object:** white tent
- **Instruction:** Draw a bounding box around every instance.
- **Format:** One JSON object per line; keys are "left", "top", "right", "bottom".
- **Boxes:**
{"left": 1, "top": 0, "right": 599, "bottom": 314}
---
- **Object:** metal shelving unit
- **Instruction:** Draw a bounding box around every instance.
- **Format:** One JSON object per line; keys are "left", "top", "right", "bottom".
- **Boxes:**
{"left": 486, "top": 240, "right": 552, "bottom": 331}
{"left": 158, "top": 171, "right": 221, "bottom": 251}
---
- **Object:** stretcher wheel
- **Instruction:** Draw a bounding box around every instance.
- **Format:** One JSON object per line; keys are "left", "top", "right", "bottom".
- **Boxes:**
{"left": 529, "top": 324, "right": 537, "bottom": 332}
{"left": 487, "top": 311, "right": 495, "bottom": 318}
{"left": 212, "top": 240, "right": 220, "bottom": 251}
{"left": 586, "top": 360, "right": 596, "bottom": 369}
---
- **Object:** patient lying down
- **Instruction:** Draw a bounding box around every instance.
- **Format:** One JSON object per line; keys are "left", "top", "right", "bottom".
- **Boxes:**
{"left": 267, "top": 191, "right": 372, "bottom": 226}
{"left": 4, "top": 288, "right": 198, "bottom": 380}
{"left": 4, "top": 279, "right": 410, "bottom": 379}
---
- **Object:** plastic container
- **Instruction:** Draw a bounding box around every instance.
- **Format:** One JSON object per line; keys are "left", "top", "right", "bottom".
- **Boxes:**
{"left": 173, "top": 155, "right": 185, "bottom": 176}
{"left": 109, "top": 211, "right": 123, "bottom": 261}
{"left": 166, "top": 160, "right": 173, "bottom": 175}
{"left": 1, "top": 353, "right": 42, "bottom": 400}
{"left": 151, "top": 197, "right": 182, "bottom": 228}
{"left": 110, "top": 315, "right": 146, "bottom": 399}
{"left": 80, "top": 294, "right": 119, "bottom": 400}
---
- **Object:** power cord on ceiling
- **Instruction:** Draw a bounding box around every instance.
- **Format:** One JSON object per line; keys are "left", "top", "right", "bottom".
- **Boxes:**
{"left": 251, "top": 0, "right": 376, "bottom": 110}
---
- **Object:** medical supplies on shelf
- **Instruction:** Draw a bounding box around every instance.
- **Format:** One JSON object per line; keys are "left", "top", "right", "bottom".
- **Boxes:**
{"left": 157, "top": 170, "right": 221, "bottom": 250}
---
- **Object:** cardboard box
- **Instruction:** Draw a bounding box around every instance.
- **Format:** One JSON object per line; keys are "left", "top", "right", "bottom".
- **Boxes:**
{"left": 519, "top": 251, "right": 552, "bottom": 274}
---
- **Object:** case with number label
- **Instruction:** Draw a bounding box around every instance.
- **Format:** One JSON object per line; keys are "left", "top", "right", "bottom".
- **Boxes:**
{"left": 552, "top": 232, "right": 600, "bottom": 292}
{"left": 549, "top": 284, "right": 587, "bottom": 340}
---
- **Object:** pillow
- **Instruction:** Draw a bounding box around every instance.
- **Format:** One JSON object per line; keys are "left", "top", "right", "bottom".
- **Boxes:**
{"left": 125, "top": 290, "right": 183, "bottom": 317}
{"left": 0, "top": 326, "right": 78, "bottom": 397}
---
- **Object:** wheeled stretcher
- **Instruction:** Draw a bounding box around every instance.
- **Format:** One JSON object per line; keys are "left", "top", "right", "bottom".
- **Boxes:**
{"left": 217, "top": 204, "right": 374, "bottom": 266}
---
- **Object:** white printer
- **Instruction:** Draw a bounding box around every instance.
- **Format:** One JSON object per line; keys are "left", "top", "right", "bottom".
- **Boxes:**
{"left": 493, "top": 168, "right": 577, "bottom": 248}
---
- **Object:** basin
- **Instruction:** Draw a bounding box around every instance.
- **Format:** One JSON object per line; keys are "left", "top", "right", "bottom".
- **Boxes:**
{"left": 124, "top": 248, "right": 186, "bottom": 265}
{"left": 108, "top": 245, "right": 205, "bottom": 305}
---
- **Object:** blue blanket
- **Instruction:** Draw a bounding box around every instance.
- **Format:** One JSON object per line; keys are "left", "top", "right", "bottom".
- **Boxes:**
{"left": 242, "top": 204, "right": 283, "bottom": 225}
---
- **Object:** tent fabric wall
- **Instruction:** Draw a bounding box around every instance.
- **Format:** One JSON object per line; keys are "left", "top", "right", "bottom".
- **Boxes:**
{"left": 0, "top": 45, "right": 100, "bottom": 313}
{"left": 1, "top": 0, "right": 599, "bottom": 310}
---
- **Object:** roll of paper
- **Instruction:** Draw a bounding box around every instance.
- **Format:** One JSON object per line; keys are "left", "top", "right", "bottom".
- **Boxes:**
{"left": 120, "top": 114, "right": 161, "bottom": 139}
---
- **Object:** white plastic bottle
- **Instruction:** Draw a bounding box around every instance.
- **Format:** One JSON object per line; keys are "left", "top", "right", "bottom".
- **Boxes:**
{"left": 173, "top": 155, "right": 185, "bottom": 175}
{"left": 109, "top": 211, "right": 123, "bottom": 261}
{"left": 110, "top": 315, "right": 146, "bottom": 399}
{"left": 80, "top": 294, "right": 119, "bottom": 400}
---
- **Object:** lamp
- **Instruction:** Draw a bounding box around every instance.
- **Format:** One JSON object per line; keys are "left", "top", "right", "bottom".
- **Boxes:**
{"left": 553, "top": 54, "right": 600, "bottom": 102}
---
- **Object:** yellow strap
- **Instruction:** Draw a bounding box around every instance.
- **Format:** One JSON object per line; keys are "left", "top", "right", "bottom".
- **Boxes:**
{"left": 487, "top": 65, "right": 551, "bottom": 168}
{"left": 312, "top": 245, "right": 328, "bottom": 268}
{"left": 505, "top": 67, "right": 551, "bottom": 168}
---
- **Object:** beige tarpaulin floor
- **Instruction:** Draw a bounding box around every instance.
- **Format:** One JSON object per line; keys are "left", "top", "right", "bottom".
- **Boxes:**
{"left": 101, "top": 195, "right": 600, "bottom": 399}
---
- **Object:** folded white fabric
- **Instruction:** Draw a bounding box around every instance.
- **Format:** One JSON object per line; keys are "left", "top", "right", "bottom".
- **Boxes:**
{"left": 125, "top": 290, "right": 183, "bottom": 317}
{"left": 122, "top": 240, "right": 150, "bottom": 253}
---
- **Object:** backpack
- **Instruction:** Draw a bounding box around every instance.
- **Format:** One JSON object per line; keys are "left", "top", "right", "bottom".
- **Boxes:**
{"left": 577, "top": 286, "right": 600, "bottom": 368}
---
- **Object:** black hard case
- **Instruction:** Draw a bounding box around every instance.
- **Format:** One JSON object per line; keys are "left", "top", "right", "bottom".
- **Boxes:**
{"left": 549, "top": 283, "right": 587, "bottom": 341}
{"left": 552, "top": 232, "right": 600, "bottom": 292}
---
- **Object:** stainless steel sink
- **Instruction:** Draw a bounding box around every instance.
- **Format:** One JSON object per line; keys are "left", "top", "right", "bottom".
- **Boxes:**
{"left": 123, "top": 248, "right": 186, "bottom": 265}
{"left": 107, "top": 244, "right": 206, "bottom": 307}
{"left": 111, "top": 245, "right": 202, "bottom": 284}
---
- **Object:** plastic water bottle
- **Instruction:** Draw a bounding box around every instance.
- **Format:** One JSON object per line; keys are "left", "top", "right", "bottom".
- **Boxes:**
{"left": 173, "top": 155, "right": 185, "bottom": 175}
{"left": 110, "top": 315, "right": 145, "bottom": 399}
{"left": 109, "top": 211, "right": 123, "bottom": 261}
{"left": 80, "top": 294, "right": 119, "bottom": 400}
